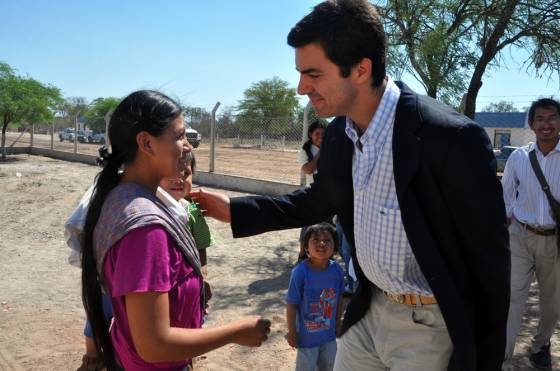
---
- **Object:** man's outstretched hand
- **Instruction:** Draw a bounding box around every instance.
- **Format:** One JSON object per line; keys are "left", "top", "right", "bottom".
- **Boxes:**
{"left": 188, "top": 188, "right": 231, "bottom": 223}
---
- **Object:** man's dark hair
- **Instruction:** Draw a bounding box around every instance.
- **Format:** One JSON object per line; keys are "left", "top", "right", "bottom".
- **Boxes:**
{"left": 528, "top": 98, "right": 560, "bottom": 123}
{"left": 287, "top": 0, "right": 386, "bottom": 88}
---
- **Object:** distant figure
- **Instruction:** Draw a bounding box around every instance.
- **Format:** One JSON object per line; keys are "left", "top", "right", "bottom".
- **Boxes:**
{"left": 286, "top": 223, "right": 344, "bottom": 371}
{"left": 501, "top": 98, "right": 560, "bottom": 370}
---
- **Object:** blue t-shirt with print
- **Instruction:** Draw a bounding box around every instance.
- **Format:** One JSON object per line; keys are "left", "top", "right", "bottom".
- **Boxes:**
{"left": 285, "top": 260, "right": 345, "bottom": 348}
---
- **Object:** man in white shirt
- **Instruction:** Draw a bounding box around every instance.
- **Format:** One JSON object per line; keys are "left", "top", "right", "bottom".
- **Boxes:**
{"left": 502, "top": 98, "right": 560, "bottom": 370}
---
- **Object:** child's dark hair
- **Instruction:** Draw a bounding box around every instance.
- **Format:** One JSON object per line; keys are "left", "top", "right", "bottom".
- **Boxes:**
{"left": 301, "top": 121, "right": 327, "bottom": 158}
{"left": 82, "top": 90, "right": 183, "bottom": 371}
{"left": 302, "top": 222, "right": 338, "bottom": 255}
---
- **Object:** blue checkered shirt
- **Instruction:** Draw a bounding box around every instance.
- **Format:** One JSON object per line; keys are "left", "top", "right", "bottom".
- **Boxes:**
{"left": 345, "top": 78, "right": 432, "bottom": 296}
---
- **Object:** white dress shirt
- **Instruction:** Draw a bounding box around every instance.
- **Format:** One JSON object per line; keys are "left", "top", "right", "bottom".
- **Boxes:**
{"left": 502, "top": 140, "right": 560, "bottom": 228}
{"left": 345, "top": 78, "right": 432, "bottom": 296}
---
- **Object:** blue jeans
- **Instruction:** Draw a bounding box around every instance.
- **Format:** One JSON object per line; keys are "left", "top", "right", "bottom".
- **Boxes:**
{"left": 335, "top": 223, "right": 354, "bottom": 291}
{"left": 83, "top": 293, "right": 113, "bottom": 337}
{"left": 296, "top": 340, "right": 337, "bottom": 371}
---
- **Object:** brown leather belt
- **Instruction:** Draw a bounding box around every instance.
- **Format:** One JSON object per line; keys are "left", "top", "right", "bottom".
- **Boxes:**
{"left": 381, "top": 290, "right": 437, "bottom": 306}
{"left": 517, "top": 220, "right": 557, "bottom": 236}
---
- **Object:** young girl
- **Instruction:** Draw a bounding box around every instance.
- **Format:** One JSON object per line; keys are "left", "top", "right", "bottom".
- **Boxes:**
{"left": 159, "top": 154, "right": 214, "bottom": 314}
{"left": 285, "top": 223, "right": 344, "bottom": 371}
{"left": 82, "top": 90, "right": 270, "bottom": 370}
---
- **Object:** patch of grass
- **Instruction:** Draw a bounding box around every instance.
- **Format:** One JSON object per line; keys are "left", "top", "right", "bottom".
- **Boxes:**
{"left": 16, "top": 180, "right": 43, "bottom": 190}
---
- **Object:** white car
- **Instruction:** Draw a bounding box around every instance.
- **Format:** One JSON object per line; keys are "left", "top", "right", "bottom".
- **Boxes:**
{"left": 185, "top": 124, "right": 201, "bottom": 148}
{"left": 59, "top": 128, "right": 75, "bottom": 142}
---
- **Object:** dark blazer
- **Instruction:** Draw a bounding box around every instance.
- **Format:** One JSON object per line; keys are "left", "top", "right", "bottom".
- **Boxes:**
{"left": 230, "top": 82, "right": 510, "bottom": 371}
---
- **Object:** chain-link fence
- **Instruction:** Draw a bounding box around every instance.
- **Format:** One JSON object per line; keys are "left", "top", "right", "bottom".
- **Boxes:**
{"left": 186, "top": 107, "right": 309, "bottom": 185}
{"left": 4, "top": 106, "right": 310, "bottom": 185}
{"left": 4, "top": 105, "right": 540, "bottom": 184}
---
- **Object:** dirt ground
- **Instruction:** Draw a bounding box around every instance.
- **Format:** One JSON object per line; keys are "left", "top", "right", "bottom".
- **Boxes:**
{"left": 0, "top": 154, "right": 558, "bottom": 370}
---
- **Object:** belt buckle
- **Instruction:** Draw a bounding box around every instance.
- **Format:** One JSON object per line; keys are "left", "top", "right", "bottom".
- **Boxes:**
{"left": 386, "top": 292, "right": 405, "bottom": 304}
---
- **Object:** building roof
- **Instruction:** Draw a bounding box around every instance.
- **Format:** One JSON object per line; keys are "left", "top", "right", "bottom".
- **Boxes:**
{"left": 474, "top": 112, "right": 527, "bottom": 129}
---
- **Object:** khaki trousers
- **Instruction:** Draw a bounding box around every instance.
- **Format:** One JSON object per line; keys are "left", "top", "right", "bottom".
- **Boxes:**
{"left": 503, "top": 220, "right": 560, "bottom": 367}
{"left": 334, "top": 290, "right": 453, "bottom": 371}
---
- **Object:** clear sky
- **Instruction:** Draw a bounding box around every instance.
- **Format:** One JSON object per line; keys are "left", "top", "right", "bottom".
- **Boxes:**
{"left": 1, "top": 0, "right": 559, "bottom": 112}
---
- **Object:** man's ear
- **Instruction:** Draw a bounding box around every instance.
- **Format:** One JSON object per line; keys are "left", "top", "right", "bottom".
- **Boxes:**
{"left": 353, "top": 57, "right": 373, "bottom": 85}
{"left": 136, "top": 131, "right": 154, "bottom": 156}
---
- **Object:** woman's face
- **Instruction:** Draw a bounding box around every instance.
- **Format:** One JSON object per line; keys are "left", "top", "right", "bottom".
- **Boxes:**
{"left": 310, "top": 127, "right": 325, "bottom": 148}
{"left": 151, "top": 114, "right": 191, "bottom": 179}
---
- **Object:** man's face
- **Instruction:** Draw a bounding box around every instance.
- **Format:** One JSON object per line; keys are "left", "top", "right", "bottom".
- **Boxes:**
{"left": 296, "top": 43, "right": 357, "bottom": 118}
{"left": 529, "top": 106, "right": 560, "bottom": 144}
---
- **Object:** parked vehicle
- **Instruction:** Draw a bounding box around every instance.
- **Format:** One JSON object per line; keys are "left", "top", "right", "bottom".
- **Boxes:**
{"left": 59, "top": 128, "right": 75, "bottom": 142}
{"left": 495, "top": 146, "right": 519, "bottom": 172}
{"left": 185, "top": 123, "right": 201, "bottom": 148}
{"left": 89, "top": 133, "right": 106, "bottom": 144}
{"left": 77, "top": 130, "right": 91, "bottom": 143}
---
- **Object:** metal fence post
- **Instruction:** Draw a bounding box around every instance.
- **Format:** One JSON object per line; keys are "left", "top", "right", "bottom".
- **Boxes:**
{"left": 50, "top": 122, "right": 54, "bottom": 150}
{"left": 301, "top": 101, "right": 312, "bottom": 186}
{"left": 210, "top": 102, "right": 221, "bottom": 173}
{"left": 30, "top": 124, "right": 34, "bottom": 148}
{"left": 105, "top": 109, "right": 114, "bottom": 151}
{"left": 282, "top": 135, "right": 286, "bottom": 151}
{"left": 73, "top": 115, "right": 78, "bottom": 154}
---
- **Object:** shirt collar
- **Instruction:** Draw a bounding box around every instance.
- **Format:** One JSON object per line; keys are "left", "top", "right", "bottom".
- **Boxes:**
{"left": 345, "top": 77, "right": 401, "bottom": 150}
{"left": 529, "top": 138, "right": 560, "bottom": 156}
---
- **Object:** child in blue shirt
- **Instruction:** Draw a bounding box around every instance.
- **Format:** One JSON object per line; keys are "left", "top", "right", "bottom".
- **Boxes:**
{"left": 286, "top": 222, "right": 345, "bottom": 371}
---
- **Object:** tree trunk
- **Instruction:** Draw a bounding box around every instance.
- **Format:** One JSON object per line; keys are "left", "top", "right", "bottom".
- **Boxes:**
{"left": 463, "top": 0, "right": 519, "bottom": 119}
{"left": 427, "top": 85, "right": 438, "bottom": 99}
{"left": 464, "top": 64, "right": 486, "bottom": 119}
{"left": 1, "top": 118, "right": 8, "bottom": 161}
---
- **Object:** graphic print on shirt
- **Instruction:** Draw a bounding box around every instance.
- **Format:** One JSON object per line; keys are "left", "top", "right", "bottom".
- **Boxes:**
{"left": 304, "top": 287, "right": 336, "bottom": 332}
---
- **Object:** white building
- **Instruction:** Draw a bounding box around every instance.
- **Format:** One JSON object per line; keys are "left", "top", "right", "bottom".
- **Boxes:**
{"left": 474, "top": 112, "right": 534, "bottom": 148}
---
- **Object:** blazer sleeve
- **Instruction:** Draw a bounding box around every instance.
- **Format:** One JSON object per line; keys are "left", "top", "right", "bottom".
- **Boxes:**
{"left": 441, "top": 123, "right": 510, "bottom": 370}
{"left": 230, "top": 126, "right": 340, "bottom": 238}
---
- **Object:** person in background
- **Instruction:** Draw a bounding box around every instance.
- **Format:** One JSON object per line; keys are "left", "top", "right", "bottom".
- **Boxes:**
{"left": 159, "top": 153, "right": 216, "bottom": 316}
{"left": 501, "top": 98, "right": 560, "bottom": 370}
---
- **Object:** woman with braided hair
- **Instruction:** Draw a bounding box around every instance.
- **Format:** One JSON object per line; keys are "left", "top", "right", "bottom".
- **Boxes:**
{"left": 81, "top": 90, "right": 270, "bottom": 370}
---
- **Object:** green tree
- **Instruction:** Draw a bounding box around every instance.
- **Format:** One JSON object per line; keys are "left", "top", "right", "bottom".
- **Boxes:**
{"left": 379, "top": 0, "right": 560, "bottom": 118}
{"left": 184, "top": 105, "right": 212, "bottom": 138}
{"left": 483, "top": 101, "right": 519, "bottom": 112}
{"left": 60, "top": 96, "right": 89, "bottom": 129}
{"left": 382, "top": 0, "right": 477, "bottom": 107}
{"left": 84, "top": 97, "right": 121, "bottom": 132}
{"left": 236, "top": 77, "right": 299, "bottom": 139}
{"left": 0, "top": 62, "right": 62, "bottom": 160}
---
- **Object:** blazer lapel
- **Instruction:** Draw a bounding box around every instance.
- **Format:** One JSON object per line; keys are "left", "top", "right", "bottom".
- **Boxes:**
{"left": 393, "top": 82, "right": 422, "bottom": 201}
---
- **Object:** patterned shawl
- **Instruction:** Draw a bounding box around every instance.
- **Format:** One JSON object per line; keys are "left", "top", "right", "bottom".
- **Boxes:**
{"left": 93, "top": 182, "right": 202, "bottom": 287}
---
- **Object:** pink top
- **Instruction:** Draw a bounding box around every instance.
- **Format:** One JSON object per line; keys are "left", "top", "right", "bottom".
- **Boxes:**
{"left": 104, "top": 225, "right": 202, "bottom": 370}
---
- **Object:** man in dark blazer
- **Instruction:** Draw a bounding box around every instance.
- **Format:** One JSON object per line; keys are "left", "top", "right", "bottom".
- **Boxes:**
{"left": 191, "top": 1, "right": 509, "bottom": 370}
